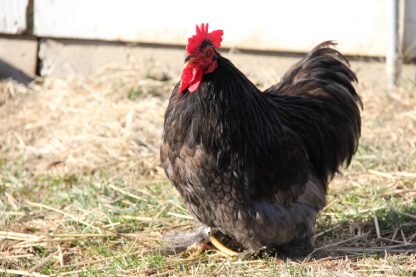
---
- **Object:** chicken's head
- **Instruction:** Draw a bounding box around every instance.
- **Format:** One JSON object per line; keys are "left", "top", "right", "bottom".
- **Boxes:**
{"left": 179, "top": 23, "right": 223, "bottom": 93}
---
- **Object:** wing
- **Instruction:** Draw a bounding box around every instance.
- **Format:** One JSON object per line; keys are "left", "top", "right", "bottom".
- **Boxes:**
{"left": 242, "top": 105, "right": 312, "bottom": 207}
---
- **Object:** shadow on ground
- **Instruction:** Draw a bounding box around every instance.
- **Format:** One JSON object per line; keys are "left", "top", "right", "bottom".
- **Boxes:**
{"left": 0, "top": 59, "right": 34, "bottom": 85}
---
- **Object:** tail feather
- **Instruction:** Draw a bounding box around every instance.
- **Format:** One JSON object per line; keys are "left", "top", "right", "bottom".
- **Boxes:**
{"left": 265, "top": 41, "right": 362, "bottom": 186}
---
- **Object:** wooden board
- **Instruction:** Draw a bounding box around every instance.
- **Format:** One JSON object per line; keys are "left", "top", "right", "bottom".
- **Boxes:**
{"left": 0, "top": 0, "right": 30, "bottom": 34}
{"left": 0, "top": 0, "right": 409, "bottom": 59}
{"left": 33, "top": 0, "right": 399, "bottom": 57}
{"left": 403, "top": 0, "right": 416, "bottom": 60}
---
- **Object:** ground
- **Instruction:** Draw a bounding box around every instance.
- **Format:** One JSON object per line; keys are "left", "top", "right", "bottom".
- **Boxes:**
{"left": 0, "top": 48, "right": 416, "bottom": 276}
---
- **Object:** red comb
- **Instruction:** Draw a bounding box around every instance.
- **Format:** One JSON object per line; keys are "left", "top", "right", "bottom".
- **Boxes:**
{"left": 186, "top": 23, "right": 223, "bottom": 55}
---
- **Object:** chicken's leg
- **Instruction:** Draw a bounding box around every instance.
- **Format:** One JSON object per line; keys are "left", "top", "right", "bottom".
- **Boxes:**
{"left": 162, "top": 225, "right": 211, "bottom": 254}
{"left": 163, "top": 225, "right": 243, "bottom": 256}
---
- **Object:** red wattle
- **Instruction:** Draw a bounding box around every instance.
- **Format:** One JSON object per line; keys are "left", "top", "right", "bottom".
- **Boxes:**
{"left": 179, "top": 64, "right": 203, "bottom": 93}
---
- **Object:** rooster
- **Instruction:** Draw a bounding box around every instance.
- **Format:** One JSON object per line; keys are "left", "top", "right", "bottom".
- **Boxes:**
{"left": 161, "top": 23, "right": 361, "bottom": 255}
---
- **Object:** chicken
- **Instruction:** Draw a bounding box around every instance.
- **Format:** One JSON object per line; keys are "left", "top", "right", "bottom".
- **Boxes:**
{"left": 161, "top": 23, "right": 361, "bottom": 255}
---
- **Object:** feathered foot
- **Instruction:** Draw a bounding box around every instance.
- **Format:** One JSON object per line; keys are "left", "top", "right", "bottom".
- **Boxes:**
{"left": 162, "top": 226, "right": 211, "bottom": 255}
{"left": 162, "top": 226, "right": 246, "bottom": 257}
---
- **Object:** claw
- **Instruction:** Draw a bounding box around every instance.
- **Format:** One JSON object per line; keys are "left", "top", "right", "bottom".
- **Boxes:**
{"left": 163, "top": 227, "right": 241, "bottom": 257}
{"left": 209, "top": 235, "right": 239, "bottom": 256}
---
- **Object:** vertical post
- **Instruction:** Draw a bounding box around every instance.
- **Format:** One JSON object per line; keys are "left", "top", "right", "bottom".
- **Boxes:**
{"left": 386, "top": 0, "right": 402, "bottom": 95}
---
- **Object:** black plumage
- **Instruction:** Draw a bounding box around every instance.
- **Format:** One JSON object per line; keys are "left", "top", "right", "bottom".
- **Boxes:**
{"left": 161, "top": 39, "right": 361, "bottom": 253}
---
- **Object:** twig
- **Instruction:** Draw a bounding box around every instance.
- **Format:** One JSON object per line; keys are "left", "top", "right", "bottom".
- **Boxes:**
{"left": 150, "top": 202, "right": 171, "bottom": 228}
{"left": 304, "top": 233, "right": 369, "bottom": 261}
{"left": 25, "top": 200, "right": 101, "bottom": 232}
{"left": 0, "top": 253, "right": 35, "bottom": 259}
{"left": 57, "top": 244, "right": 64, "bottom": 266}
{"left": 393, "top": 171, "right": 416, "bottom": 178}
{"left": 56, "top": 250, "right": 144, "bottom": 270}
{"left": 408, "top": 232, "right": 416, "bottom": 243}
{"left": 397, "top": 211, "right": 416, "bottom": 221}
{"left": 167, "top": 212, "right": 193, "bottom": 220}
{"left": 400, "top": 229, "right": 408, "bottom": 244}
{"left": 0, "top": 269, "right": 48, "bottom": 277}
{"left": 50, "top": 233, "right": 113, "bottom": 238}
{"left": 379, "top": 237, "right": 408, "bottom": 245}
{"left": 321, "top": 199, "right": 337, "bottom": 212}
{"left": 29, "top": 251, "right": 58, "bottom": 272}
{"left": 56, "top": 266, "right": 118, "bottom": 276}
{"left": 313, "top": 222, "right": 343, "bottom": 239}
{"left": 120, "top": 215, "right": 154, "bottom": 222}
{"left": 108, "top": 184, "right": 145, "bottom": 201}
{"left": 0, "top": 211, "right": 26, "bottom": 216}
{"left": 368, "top": 169, "right": 416, "bottom": 179}
{"left": 392, "top": 227, "right": 399, "bottom": 241}
{"left": 213, "top": 259, "right": 228, "bottom": 275}
{"left": 329, "top": 244, "right": 416, "bottom": 254}
{"left": 374, "top": 215, "right": 381, "bottom": 239}
{"left": 0, "top": 231, "right": 39, "bottom": 241}
{"left": 368, "top": 169, "right": 394, "bottom": 179}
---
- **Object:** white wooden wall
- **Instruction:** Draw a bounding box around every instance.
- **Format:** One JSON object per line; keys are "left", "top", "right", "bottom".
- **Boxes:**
{"left": 0, "top": 0, "right": 416, "bottom": 58}
{"left": 0, "top": 0, "right": 29, "bottom": 34}
{"left": 403, "top": 0, "right": 416, "bottom": 58}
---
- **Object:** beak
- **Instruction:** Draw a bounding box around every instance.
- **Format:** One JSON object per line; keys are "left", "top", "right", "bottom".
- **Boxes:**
{"left": 184, "top": 56, "right": 198, "bottom": 67}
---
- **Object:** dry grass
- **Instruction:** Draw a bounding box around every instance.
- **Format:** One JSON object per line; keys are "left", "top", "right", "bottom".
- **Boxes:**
{"left": 0, "top": 57, "right": 415, "bottom": 276}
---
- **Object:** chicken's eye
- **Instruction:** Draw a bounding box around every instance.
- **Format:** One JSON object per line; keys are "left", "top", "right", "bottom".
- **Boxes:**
{"left": 204, "top": 49, "right": 212, "bottom": 58}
